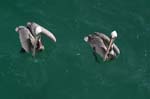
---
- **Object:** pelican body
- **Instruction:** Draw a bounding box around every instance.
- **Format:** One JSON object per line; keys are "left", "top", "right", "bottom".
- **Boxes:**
{"left": 84, "top": 32, "right": 120, "bottom": 61}
{"left": 15, "top": 22, "right": 56, "bottom": 56}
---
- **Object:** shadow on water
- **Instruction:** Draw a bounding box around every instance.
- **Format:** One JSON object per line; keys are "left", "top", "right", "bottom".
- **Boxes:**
{"left": 92, "top": 51, "right": 104, "bottom": 64}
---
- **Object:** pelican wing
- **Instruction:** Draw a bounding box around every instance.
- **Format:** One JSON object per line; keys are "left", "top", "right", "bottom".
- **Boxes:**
{"left": 94, "top": 32, "right": 120, "bottom": 55}
{"left": 16, "top": 26, "right": 32, "bottom": 53}
{"left": 93, "top": 36, "right": 107, "bottom": 51}
{"left": 113, "top": 44, "right": 120, "bottom": 55}
{"left": 94, "top": 32, "right": 110, "bottom": 42}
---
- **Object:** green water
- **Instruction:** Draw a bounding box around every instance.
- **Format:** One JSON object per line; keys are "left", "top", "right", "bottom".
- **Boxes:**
{"left": 0, "top": 0, "right": 150, "bottom": 99}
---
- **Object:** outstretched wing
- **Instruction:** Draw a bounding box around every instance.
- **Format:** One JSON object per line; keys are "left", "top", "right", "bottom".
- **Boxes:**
{"left": 16, "top": 26, "right": 33, "bottom": 53}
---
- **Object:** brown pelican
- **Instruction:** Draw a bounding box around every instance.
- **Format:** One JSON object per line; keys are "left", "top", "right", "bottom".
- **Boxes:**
{"left": 15, "top": 22, "right": 56, "bottom": 56}
{"left": 84, "top": 31, "right": 120, "bottom": 61}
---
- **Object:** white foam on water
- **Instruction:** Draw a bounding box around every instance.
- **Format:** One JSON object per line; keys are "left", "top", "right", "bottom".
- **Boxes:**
{"left": 76, "top": 53, "right": 81, "bottom": 56}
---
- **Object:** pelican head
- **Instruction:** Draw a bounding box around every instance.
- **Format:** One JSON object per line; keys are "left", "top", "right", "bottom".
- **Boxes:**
{"left": 35, "top": 26, "right": 42, "bottom": 35}
{"left": 15, "top": 27, "right": 19, "bottom": 32}
{"left": 84, "top": 36, "right": 89, "bottom": 42}
{"left": 27, "top": 22, "right": 32, "bottom": 26}
{"left": 15, "top": 26, "right": 26, "bottom": 32}
{"left": 111, "top": 30, "right": 117, "bottom": 39}
{"left": 84, "top": 34, "right": 94, "bottom": 42}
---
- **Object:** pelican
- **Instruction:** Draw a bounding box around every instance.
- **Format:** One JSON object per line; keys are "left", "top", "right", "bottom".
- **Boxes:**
{"left": 15, "top": 22, "right": 56, "bottom": 56}
{"left": 84, "top": 31, "right": 120, "bottom": 61}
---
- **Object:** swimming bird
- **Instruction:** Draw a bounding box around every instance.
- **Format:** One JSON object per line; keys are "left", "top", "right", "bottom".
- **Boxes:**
{"left": 84, "top": 31, "right": 120, "bottom": 61}
{"left": 15, "top": 22, "right": 56, "bottom": 56}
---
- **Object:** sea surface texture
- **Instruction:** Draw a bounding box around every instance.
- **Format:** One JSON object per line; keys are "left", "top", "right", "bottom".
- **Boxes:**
{"left": 0, "top": 0, "right": 150, "bottom": 99}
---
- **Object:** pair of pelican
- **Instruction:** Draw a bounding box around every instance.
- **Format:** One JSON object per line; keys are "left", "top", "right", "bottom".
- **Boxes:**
{"left": 15, "top": 22, "right": 120, "bottom": 61}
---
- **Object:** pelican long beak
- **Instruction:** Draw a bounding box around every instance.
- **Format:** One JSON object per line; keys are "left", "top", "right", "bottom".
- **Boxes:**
{"left": 41, "top": 28, "right": 56, "bottom": 42}
{"left": 104, "top": 37, "right": 115, "bottom": 61}
{"left": 103, "top": 30, "right": 118, "bottom": 61}
{"left": 32, "top": 36, "right": 40, "bottom": 57}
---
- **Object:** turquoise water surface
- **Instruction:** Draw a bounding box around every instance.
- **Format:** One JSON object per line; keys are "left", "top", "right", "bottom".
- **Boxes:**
{"left": 0, "top": 0, "right": 150, "bottom": 99}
